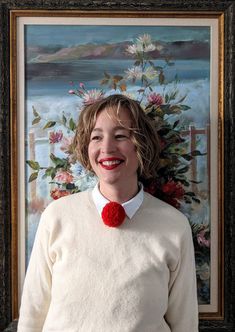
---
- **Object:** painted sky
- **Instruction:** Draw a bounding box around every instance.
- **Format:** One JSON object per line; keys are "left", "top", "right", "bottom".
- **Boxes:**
{"left": 25, "top": 25, "right": 210, "bottom": 47}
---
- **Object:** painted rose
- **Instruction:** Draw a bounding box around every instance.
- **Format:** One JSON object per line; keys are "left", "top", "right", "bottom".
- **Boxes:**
{"left": 55, "top": 171, "right": 74, "bottom": 183}
{"left": 161, "top": 180, "right": 185, "bottom": 208}
{"left": 50, "top": 188, "right": 70, "bottom": 200}
{"left": 197, "top": 229, "right": 210, "bottom": 247}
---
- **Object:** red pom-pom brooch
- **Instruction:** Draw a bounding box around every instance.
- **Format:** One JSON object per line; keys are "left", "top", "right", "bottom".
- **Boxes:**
{"left": 101, "top": 202, "right": 126, "bottom": 227}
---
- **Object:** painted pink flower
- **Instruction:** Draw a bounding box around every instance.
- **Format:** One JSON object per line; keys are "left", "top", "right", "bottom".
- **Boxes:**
{"left": 79, "top": 82, "right": 85, "bottom": 88}
{"left": 147, "top": 92, "right": 164, "bottom": 106}
{"left": 83, "top": 89, "right": 105, "bottom": 105}
{"left": 60, "top": 136, "right": 74, "bottom": 154}
{"left": 197, "top": 229, "right": 210, "bottom": 247}
{"left": 68, "top": 89, "right": 76, "bottom": 95}
{"left": 50, "top": 188, "right": 70, "bottom": 200}
{"left": 49, "top": 130, "right": 63, "bottom": 144}
{"left": 55, "top": 171, "right": 74, "bottom": 183}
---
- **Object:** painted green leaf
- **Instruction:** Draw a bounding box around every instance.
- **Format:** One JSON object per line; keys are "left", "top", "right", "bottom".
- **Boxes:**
{"left": 104, "top": 71, "right": 110, "bottom": 79}
{"left": 32, "top": 117, "right": 41, "bottom": 125}
{"left": 192, "top": 197, "right": 201, "bottom": 204}
{"left": 190, "top": 180, "right": 202, "bottom": 184}
{"left": 32, "top": 106, "right": 39, "bottom": 117}
{"left": 185, "top": 192, "right": 196, "bottom": 197}
{"left": 62, "top": 115, "right": 67, "bottom": 126}
{"left": 191, "top": 150, "right": 207, "bottom": 156}
{"left": 43, "top": 121, "right": 56, "bottom": 129}
{"left": 26, "top": 160, "right": 40, "bottom": 170}
{"left": 51, "top": 169, "right": 56, "bottom": 179}
{"left": 113, "top": 75, "right": 123, "bottom": 82}
{"left": 159, "top": 71, "right": 165, "bottom": 85}
{"left": 50, "top": 153, "right": 67, "bottom": 168}
{"left": 173, "top": 120, "right": 180, "bottom": 129}
{"left": 181, "top": 154, "right": 193, "bottom": 161}
{"left": 177, "top": 165, "right": 190, "bottom": 174}
{"left": 69, "top": 118, "right": 76, "bottom": 131}
{"left": 29, "top": 172, "right": 38, "bottom": 182}
{"left": 134, "top": 60, "right": 141, "bottom": 66}
{"left": 176, "top": 95, "right": 187, "bottom": 104}
{"left": 180, "top": 105, "right": 191, "bottom": 111}
{"left": 45, "top": 167, "right": 54, "bottom": 177}
{"left": 100, "top": 78, "right": 109, "bottom": 85}
{"left": 154, "top": 66, "right": 163, "bottom": 71}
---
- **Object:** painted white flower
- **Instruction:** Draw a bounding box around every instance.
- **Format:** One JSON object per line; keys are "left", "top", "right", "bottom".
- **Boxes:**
{"left": 143, "top": 67, "right": 158, "bottom": 80}
{"left": 136, "top": 34, "right": 152, "bottom": 45}
{"left": 197, "top": 263, "right": 210, "bottom": 281}
{"left": 143, "top": 44, "right": 156, "bottom": 52}
{"left": 127, "top": 43, "right": 143, "bottom": 54}
{"left": 136, "top": 34, "right": 156, "bottom": 52}
{"left": 156, "top": 44, "right": 164, "bottom": 51}
{"left": 125, "top": 66, "right": 143, "bottom": 80}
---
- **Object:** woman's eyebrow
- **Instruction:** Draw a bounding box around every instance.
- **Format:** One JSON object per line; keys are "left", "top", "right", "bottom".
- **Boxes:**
{"left": 92, "top": 126, "right": 128, "bottom": 132}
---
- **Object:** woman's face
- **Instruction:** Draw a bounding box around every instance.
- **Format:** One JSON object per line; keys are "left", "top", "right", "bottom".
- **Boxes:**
{"left": 88, "top": 107, "right": 139, "bottom": 191}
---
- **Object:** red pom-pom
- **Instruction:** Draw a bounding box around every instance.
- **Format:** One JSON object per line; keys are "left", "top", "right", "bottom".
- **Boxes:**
{"left": 101, "top": 202, "right": 126, "bottom": 227}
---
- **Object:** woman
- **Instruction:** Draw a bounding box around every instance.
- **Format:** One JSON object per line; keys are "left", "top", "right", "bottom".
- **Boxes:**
{"left": 18, "top": 94, "right": 198, "bottom": 331}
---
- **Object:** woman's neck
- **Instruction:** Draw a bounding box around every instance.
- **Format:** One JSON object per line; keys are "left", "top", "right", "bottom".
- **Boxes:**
{"left": 99, "top": 182, "right": 139, "bottom": 204}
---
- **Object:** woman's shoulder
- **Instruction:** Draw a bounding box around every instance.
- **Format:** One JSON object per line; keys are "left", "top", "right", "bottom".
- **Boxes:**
{"left": 143, "top": 191, "right": 190, "bottom": 233}
{"left": 42, "top": 190, "right": 92, "bottom": 216}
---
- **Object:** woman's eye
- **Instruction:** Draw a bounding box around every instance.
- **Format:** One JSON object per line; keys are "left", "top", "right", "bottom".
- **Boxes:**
{"left": 115, "top": 134, "right": 128, "bottom": 140}
{"left": 90, "top": 136, "right": 101, "bottom": 141}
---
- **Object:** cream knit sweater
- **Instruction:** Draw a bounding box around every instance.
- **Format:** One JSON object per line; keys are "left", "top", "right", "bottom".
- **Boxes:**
{"left": 18, "top": 191, "right": 198, "bottom": 332}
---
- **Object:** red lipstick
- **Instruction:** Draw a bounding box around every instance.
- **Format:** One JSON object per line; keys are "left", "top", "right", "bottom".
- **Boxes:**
{"left": 99, "top": 157, "right": 124, "bottom": 170}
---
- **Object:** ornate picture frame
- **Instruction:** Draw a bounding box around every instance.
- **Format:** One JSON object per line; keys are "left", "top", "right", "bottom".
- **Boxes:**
{"left": 0, "top": 1, "right": 234, "bottom": 331}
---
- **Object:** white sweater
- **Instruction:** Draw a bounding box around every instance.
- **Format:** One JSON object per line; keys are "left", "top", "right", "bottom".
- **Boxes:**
{"left": 18, "top": 191, "right": 198, "bottom": 332}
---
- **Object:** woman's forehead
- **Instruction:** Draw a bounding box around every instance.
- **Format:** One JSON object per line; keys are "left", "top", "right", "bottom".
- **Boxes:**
{"left": 98, "top": 106, "right": 132, "bottom": 122}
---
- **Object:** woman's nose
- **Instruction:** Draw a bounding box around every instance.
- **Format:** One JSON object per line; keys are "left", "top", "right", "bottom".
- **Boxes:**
{"left": 101, "top": 136, "right": 117, "bottom": 153}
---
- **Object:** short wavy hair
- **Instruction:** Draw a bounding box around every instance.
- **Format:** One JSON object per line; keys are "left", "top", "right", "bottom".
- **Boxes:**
{"left": 74, "top": 94, "right": 160, "bottom": 180}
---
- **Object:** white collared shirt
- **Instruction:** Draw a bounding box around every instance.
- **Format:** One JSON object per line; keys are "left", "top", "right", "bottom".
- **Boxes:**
{"left": 92, "top": 183, "right": 144, "bottom": 219}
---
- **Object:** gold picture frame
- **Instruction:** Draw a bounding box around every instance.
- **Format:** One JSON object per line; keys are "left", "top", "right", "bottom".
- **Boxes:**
{"left": 1, "top": 3, "right": 234, "bottom": 331}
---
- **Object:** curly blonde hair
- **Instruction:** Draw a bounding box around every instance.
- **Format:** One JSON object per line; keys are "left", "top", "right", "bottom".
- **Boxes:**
{"left": 74, "top": 94, "right": 160, "bottom": 180}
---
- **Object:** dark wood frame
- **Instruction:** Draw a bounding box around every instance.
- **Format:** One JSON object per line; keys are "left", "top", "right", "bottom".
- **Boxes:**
{"left": 0, "top": 1, "right": 234, "bottom": 331}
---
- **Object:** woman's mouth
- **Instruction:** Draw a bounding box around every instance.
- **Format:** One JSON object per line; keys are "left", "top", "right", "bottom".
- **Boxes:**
{"left": 99, "top": 158, "right": 124, "bottom": 170}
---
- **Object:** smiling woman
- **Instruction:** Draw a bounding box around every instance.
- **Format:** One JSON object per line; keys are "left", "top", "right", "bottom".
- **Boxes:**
{"left": 88, "top": 107, "right": 139, "bottom": 202}
{"left": 17, "top": 94, "right": 199, "bottom": 332}
{"left": 88, "top": 108, "right": 139, "bottom": 202}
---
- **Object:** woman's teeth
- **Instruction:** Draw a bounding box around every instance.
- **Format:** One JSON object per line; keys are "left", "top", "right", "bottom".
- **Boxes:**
{"left": 101, "top": 160, "right": 122, "bottom": 166}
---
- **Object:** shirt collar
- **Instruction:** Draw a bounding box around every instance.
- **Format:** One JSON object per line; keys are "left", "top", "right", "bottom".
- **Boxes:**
{"left": 92, "top": 183, "right": 144, "bottom": 219}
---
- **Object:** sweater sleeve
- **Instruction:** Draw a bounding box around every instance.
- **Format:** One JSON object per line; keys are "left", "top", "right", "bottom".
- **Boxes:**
{"left": 165, "top": 220, "right": 199, "bottom": 332}
{"left": 17, "top": 211, "right": 53, "bottom": 332}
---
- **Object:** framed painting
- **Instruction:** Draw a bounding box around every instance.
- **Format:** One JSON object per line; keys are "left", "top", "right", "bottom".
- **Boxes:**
{"left": 0, "top": 1, "right": 234, "bottom": 332}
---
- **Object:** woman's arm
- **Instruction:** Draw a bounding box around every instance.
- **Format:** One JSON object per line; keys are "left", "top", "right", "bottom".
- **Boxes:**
{"left": 17, "top": 212, "right": 53, "bottom": 332}
{"left": 165, "top": 220, "right": 199, "bottom": 332}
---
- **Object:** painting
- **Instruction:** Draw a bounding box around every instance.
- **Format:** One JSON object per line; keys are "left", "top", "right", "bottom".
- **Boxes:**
{"left": 5, "top": 8, "right": 231, "bottom": 330}
{"left": 14, "top": 13, "right": 222, "bottom": 316}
